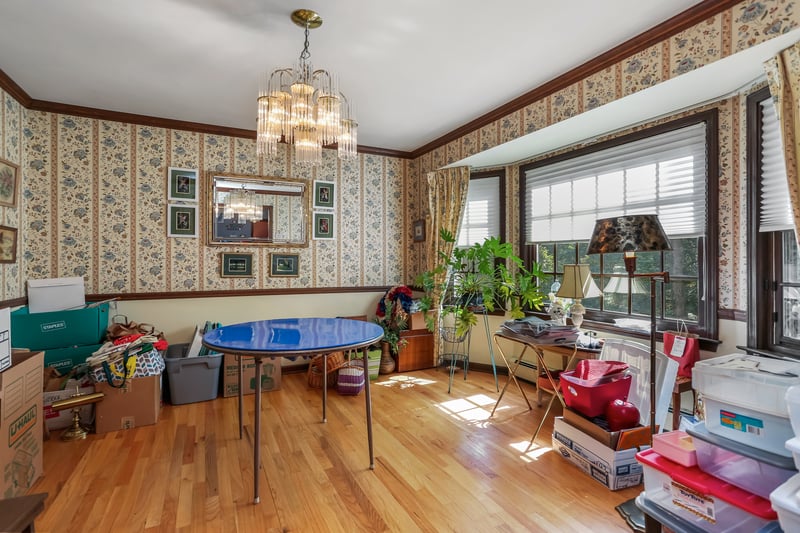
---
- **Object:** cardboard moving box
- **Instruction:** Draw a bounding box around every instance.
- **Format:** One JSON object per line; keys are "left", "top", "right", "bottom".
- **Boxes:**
{"left": 94, "top": 375, "right": 161, "bottom": 434}
{"left": 0, "top": 351, "right": 44, "bottom": 498}
{"left": 552, "top": 416, "right": 642, "bottom": 491}
{"left": 222, "top": 354, "right": 281, "bottom": 397}
{"left": 563, "top": 407, "right": 653, "bottom": 451}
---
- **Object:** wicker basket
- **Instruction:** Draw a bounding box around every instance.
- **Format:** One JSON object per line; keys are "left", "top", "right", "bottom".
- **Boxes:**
{"left": 307, "top": 351, "right": 347, "bottom": 389}
{"left": 336, "top": 361, "right": 365, "bottom": 395}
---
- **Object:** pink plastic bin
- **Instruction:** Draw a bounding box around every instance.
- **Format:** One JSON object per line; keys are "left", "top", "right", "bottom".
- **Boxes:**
{"left": 652, "top": 430, "right": 697, "bottom": 467}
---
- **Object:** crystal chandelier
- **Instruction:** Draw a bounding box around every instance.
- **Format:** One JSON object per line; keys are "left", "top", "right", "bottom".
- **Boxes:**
{"left": 257, "top": 9, "right": 358, "bottom": 165}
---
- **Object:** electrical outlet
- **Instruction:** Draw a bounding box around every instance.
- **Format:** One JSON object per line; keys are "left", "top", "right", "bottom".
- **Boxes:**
{"left": 121, "top": 417, "right": 135, "bottom": 430}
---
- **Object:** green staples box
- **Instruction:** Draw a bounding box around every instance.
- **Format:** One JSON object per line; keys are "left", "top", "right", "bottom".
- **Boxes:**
{"left": 11, "top": 302, "right": 110, "bottom": 351}
{"left": 43, "top": 343, "right": 104, "bottom": 374}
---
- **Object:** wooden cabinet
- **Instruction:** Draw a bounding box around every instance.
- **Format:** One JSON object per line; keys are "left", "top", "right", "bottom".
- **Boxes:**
{"left": 397, "top": 329, "right": 434, "bottom": 372}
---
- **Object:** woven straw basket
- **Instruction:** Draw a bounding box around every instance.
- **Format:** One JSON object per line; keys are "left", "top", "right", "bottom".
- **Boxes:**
{"left": 307, "top": 351, "right": 346, "bottom": 389}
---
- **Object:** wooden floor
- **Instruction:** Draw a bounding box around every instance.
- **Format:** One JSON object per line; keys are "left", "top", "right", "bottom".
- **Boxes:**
{"left": 31, "top": 368, "right": 641, "bottom": 532}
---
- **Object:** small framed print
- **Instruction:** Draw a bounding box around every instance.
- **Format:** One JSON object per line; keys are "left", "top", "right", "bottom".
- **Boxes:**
{"left": 313, "top": 212, "right": 335, "bottom": 240}
{"left": 313, "top": 180, "right": 335, "bottom": 209}
{"left": 0, "top": 158, "right": 19, "bottom": 208}
{"left": 413, "top": 219, "right": 426, "bottom": 242}
{"left": 167, "top": 204, "right": 198, "bottom": 238}
{"left": 0, "top": 226, "right": 17, "bottom": 263}
{"left": 220, "top": 252, "right": 253, "bottom": 277}
{"left": 168, "top": 167, "right": 198, "bottom": 202}
{"left": 270, "top": 253, "right": 299, "bottom": 277}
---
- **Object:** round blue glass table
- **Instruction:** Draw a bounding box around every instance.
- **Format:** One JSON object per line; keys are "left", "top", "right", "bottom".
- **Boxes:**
{"left": 202, "top": 317, "right": 383, "bottom": 504}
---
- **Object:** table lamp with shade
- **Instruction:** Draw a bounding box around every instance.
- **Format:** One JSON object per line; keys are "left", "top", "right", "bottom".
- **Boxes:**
{"left": 556, "top": 264, "right": 601, "bottom": 329}
{"left": 586, "top": 214, "right": 672, "bottom": 438}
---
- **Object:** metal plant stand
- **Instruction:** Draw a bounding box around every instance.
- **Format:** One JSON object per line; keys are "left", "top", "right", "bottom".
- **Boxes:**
{"left": 438, "top": 325, "right": 471, "bottom": 394}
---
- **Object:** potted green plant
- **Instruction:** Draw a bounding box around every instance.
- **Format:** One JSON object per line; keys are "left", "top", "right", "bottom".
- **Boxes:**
{"left": 417, "top": 229, "right": 546, "bottom": 337}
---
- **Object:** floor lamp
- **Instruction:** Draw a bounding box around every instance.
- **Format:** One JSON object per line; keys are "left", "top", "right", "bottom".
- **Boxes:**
{"left": 586, "top": 214, "right": 672, "bottom": 439}
{"left": 587, "top": 214, "right": 671, "bottom": 532}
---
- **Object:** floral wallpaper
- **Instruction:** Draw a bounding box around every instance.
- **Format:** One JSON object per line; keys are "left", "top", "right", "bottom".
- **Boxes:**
{"left": 0, "top": 105, "right": 408, "bottom": 299}
{"left": 409, "top": 0, "right": 800, "bottom": 312}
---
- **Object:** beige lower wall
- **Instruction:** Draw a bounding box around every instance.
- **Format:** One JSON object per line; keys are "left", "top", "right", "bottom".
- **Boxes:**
{"left": 113, "top": 291, "right": 385, "bottom": 366}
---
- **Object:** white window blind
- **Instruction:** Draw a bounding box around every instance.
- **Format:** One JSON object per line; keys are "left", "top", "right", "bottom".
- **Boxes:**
{"left": 759, "top": 98, "right": 794, "bottom": 232}
{"left": 524, "top": 122, "right": 707, "bottom": 243}
{"left": 457, "top": 175, "right": 500, "bottom": 247}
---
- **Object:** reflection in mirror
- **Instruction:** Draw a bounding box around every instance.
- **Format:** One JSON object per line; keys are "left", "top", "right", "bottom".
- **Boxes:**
{"left": 209, "top": 173, "right": 308, "bottom": 246}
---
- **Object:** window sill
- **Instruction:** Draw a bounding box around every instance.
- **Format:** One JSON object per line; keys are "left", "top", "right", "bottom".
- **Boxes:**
{"left": 527, "top": 312, "right": 722, "bottom": 352}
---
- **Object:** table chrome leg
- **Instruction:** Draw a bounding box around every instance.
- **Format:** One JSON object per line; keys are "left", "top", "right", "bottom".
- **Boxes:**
{"left": 253, "top": 356, "right": 262, "bottom": 504}
{"left": 322, "top": 353, "right": 328, "bottom": 423}
{"left": 238, "top": 354, "right": 243, "bottom": 439}
{"left": 362, "top": 347, "right": 374, "bottom": 469}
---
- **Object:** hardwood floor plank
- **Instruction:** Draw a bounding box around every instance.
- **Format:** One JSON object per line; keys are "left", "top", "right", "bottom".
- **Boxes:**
{"left": 31, "top": 369, "right": 644, "bottom": 532}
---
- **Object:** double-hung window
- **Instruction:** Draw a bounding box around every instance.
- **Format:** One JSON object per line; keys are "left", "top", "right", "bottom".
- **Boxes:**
{"left": 520, "top": 111, "right": 718, "bottom": 339}
{"left": 746, "top": 87, "right": 800, "bottom": 357}
{"left": 457, "top": 170, "right": 505, "bottom": 247}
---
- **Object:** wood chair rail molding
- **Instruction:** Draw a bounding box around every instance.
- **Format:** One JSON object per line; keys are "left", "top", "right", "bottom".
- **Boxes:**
{"left": 0, "top": 286, "right": 391, "bottom": 309}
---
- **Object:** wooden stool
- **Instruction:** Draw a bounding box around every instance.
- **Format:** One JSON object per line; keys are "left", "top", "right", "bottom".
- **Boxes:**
{"left": 672, "top": 375, "right": 695, "bottom": 430}
{"left": 0, "top": 492, "right": 47, "bottom": 532}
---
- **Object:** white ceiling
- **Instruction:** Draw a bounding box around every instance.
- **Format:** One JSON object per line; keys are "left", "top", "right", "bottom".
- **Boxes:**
{"left": 0, "top": 0, "right": 707, "bottom": 154}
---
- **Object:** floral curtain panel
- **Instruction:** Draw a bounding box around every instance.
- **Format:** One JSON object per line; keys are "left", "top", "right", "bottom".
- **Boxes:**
{"left": 764, "top": 42, "right": 800, "bottom": 243}
{"left": 426, "top": 166, "right": 470, "bottom": 358}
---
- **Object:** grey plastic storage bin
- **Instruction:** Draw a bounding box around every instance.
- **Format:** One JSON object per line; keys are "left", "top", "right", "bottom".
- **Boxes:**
{"left": 164, "top": 343, "right": 222, "bottom": 405}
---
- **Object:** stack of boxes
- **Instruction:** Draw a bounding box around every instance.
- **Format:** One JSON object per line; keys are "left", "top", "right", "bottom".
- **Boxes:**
{"left": 636, "top": 353, "right": 800, "bottom": 531}
{"left": 551, "top": 338, "right": 679, "bottom": 490}
{"left": 10, "top": 278, "right": 110, "bottom": 432}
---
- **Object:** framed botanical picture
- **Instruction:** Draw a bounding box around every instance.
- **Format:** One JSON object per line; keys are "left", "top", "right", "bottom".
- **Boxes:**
{"left": 270, "top": 253, "right": 299, "bottom": 277}
{"left": 220, "top": 252, "right": 253, "bottom": 277}
{"left": 0, "top": 226, "right": 17, "bottom": 263}
{"left": 0, "top": 158, "right": 19, "bottom": 208}
{"left": 313, "top": 180, "right": 335, "bottom": 209}
{"left": 167, "top": 204, "right": 198, "bottom": 238}
{"left": 167, "top": 167, "right": 198, "bottom": 202}
{"left": 413, "top": 219, "right": 426, "bottom": 242}
{"left": 313, "top": 212, "right": 335, "bottom": 240}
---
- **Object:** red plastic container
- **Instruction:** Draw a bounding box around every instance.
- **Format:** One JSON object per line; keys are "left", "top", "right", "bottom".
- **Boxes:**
{"left": 559, "top": 370, "right": 631, "bottom": 418}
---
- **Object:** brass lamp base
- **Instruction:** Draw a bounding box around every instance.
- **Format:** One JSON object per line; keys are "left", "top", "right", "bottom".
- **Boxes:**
{"left": 61, "top": 409, "right": 90, "bottom": 441}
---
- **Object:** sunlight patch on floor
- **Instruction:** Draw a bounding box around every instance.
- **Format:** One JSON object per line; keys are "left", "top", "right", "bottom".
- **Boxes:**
{"left": 374, "top": 375, "right": 437, "bottom": 388}
{"left": 511, "top": 440, "right": 551, "bottom": 462}
{"left": 435, "top": 395, "right": 495, "bottom": 424}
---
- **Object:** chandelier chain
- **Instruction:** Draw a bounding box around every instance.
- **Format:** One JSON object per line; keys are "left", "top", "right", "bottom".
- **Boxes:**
{"left": 299, "top": 24, "right": 311, "bottom": 62}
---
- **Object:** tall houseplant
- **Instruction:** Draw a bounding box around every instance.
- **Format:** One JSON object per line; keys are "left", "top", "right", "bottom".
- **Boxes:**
{"left": 417, "top": 229, "right": 546, "bottom": 337}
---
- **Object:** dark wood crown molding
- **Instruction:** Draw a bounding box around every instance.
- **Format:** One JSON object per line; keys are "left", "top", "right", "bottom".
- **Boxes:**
{"left": 0, "top": 68, "right": 31, "bottom": 107}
